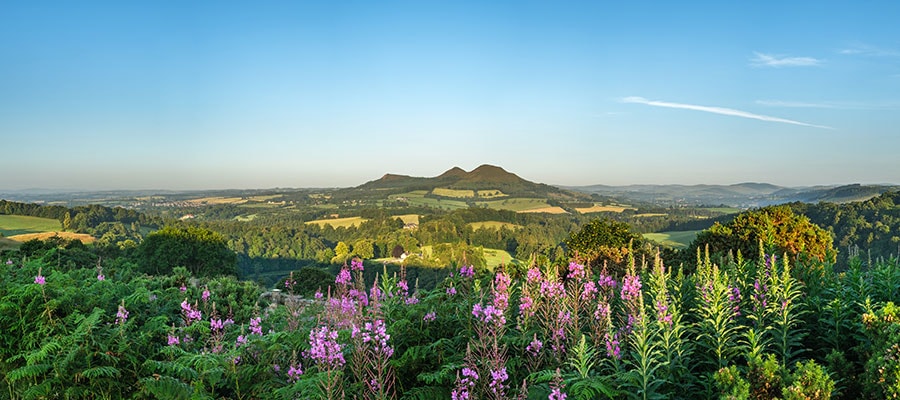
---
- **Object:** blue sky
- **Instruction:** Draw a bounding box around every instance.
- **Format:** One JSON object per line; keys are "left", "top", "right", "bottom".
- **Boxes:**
{"left": 2, "top": 1, "right": 899, "bottom": 190}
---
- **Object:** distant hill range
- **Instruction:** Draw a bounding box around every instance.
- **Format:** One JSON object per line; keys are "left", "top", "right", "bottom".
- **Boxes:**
{"left": 352, "top": 164, "right": 588, "bottom": 200}
{"left": 563, "top": 182, "right": 900, "bottom": 208}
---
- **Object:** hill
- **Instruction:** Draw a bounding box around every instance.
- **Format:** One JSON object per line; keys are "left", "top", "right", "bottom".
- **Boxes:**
{"left": 353, "top": 164, "right": 588, "bottom": 201}
{"left": 565, "top": 182, "right": 899, "bottom": 208}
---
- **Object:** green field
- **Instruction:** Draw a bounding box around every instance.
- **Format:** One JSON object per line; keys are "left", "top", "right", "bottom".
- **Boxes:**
{"left": 0, "top": 215, "right": 62, "bottom": 236}
{"left": 476, "top": 198, "right": 549, "bottom": 212}
{"left": 703, "top": 207, "right": 743, "bottom": 214}
{"left": 643, "top": 230, "right": 700, "bottom": 249}
{"left": 469, "top": 221, "right": 521, "bottom": 230}
{"left": 483, "top": 248, "right": 522, "bottom": 270}
{"left": 420, "top": 245, "right": 522, "bottom": 271}
{"left": 389, "top": 191, "right": 469, "bottom": 210}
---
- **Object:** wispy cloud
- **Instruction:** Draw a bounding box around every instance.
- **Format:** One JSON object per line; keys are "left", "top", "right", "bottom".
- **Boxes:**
{"left": 839, "top": 43, "right": 900, "bottom": 57}
{"left": 622, "top": 96, "right": 833, "bottom": 129}
{"left": 756, "top": 99, "right": 900, "bottom": 110}
{"left": 750, "top": 52, "right": 822, "bottom": 67}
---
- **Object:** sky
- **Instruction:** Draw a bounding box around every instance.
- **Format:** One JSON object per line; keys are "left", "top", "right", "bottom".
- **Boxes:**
{"left": 2, "top": 1, "right": 899, "bottom": 190}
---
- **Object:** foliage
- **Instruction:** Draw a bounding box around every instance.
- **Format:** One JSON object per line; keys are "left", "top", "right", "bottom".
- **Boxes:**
{"left": 137, "top": 225, "right": 238, "bottom": 277}
{"left": 688, "top": 205, "right": 836, "bottom": 267}
{"left": 564, "top": 218, "right": 646, "bottom": 273}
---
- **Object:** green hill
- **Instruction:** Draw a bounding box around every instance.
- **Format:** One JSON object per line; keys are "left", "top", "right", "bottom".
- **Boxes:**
{"left": 354, "top": 164, "right": 587, "bottom": 200}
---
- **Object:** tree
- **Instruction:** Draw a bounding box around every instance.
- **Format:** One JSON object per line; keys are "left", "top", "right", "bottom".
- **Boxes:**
{"left": 332, "top": 241, "right": 350, "bottom": 264}
{"left": 564, "top": 218, "right": 645, "bottom": 273}
{"left": 353, "top": 239, "right": 375, "bottom": 259}
{"left": 136, "top": 225, "right": 238, "bottom": 277}
{"left": 688, "top": 205, "right": 836, "bottom": 265}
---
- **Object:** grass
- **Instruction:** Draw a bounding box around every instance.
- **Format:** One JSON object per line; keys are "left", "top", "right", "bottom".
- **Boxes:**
{"left": 390, "top": 191, "right": 469, "bottom": 210}
{"left": 634, "top": 213, "right": 668, "bottom": 217}
{"left": 247, "top": 195, "right": 283, "bottom": 202}
{"left": 432, "top": 188, "right": 475, "bottom": 198}
{"left": 420, "top": 245, "right": 522, "bottom": 271}
{"left": 469, "top": 221, "right": 521, "bottom": 230}
{"left": 0, "top": 215, "right": 62, "bottom": 236}
{"left": 394, "top": 214, "right": 420, "bottom": 225}
{"left": 476, "top": 198, "right": 550, "bottom": 212}
{"left": 477, "top": 190, "right": 507, "bottom": 198}
{"left": 7, "top": 232, "right": 96, "bottom": 244}
{"left": 574, "top": 204, "right": 636, "bottom": 214}
{"left": 234, "top": 214, "right": 258, "bottom": 222}
{"left": 483, "top": 248, "right": 522, "bottom": 269}
{"left": 0, "top": 237, "right": 21, "bottom": 252}
{"left": 305, "top": 216, "right": 369, "bottom": 228}
{"left": 518, "top": 206, "right": 568, "bottom": 214}
{"left": 239, "top": 203, "right": 281, "bottom": 209}
{"left": 643, "top": 230, "right": 700, "bottom": 249}
{"left": 703, "top": 207, "right": 743, "bottom": 214}
{"left": 185, "top": 196, "right": 247, "bottom": 205}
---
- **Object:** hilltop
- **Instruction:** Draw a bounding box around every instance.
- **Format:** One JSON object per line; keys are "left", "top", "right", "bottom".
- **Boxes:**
{"left": 354, "top": 164, "right": 587, "bottom": 200}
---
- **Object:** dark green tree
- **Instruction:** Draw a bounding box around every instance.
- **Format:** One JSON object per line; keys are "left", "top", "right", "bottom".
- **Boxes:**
{"left": 564, "top": 218, "right": 645, "bottom": 273}
{"left": 136, "top": 225, "right": 238, "bottom": 277}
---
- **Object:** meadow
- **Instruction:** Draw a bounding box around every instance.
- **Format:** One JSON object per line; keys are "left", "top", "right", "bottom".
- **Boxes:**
{"left": 0, "top": 215, "right": 62, "bottom": 236}
{"left": 389, "top": 191, "right": 470, "bottom": 210}
{"left": 476, "top": 198, "right": 555, "bottom": 212}
{"left": 642, "top": 230, "right": 700, "bottom": 249}
{"left": 574, "top": 204, "right": 635, "bottom": 214}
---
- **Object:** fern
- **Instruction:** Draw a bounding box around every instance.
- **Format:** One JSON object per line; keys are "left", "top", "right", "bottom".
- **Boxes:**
{"left": 24, "top": 340, "right": 61, "bottom": 365}
{"left": 139, "top": 375, "right": 193, "bottom": 400}
{"left": 567, "top": 376, "right": 618, "bottom": 400}
{"left": 400, "top": 385, "right": 451, "bottom": 400}
{"left": 6, "top": 363, "right": 51, "bottom": 383}
{"left": 78, "top": 365, "right": 121, "bottom": 379}
{"left": 416, "top": 361, "right": 461, "bottom": 385}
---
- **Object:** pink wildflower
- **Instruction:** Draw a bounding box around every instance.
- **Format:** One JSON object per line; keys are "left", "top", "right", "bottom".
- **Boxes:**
{"left": 566, "top": 261, "right": 585, "bottom": 280}
{"left": 115, "top": 304, "right": 129, "bottom": 325}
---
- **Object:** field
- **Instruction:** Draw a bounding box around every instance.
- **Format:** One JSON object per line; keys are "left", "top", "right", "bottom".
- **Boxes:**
{"left": 517, "top": 206, "right": 568, "bottom": 214}
{"left": 705, "top": 207, "right": 743, "bottom": 214}
{"left": 7, "top": 232, "right": 96, "bottom": 244}
{"left": 476, "top": 190, "right": 507, "bottom": 198}
{"left": 389, "top": 191, "right": 469, "bottom": 210}
{"left": 0, "top": 215, "right": 62, "bottom": 236}
{"left": 634, "top": 213, "right": 668, "bottom": 217}
{"left": 643, "top": 230, "right": 700, "bottom": 249}
{"left": 482, "top": 248, "right": 522, "bottom": 269}
{"left": 394, "top": 214, "right": 420, "bottom": 225}
{"left": 431, "top": 188, "right": 475, "bottom": 198}
{"left": 420, "top": 245, "right": 521, "bottom": 270}
{"left": 185, "top": 196, "right": 248, "bottom": 205}
{"left": 477, "top": 198, "right": 550, "bottom": 212}
{"left": 469, "top": 221, "right": 521, "bottom": 230}
{"left": 574, "top": 204, "right": 635, "bottom": 213}
{"left": 305, "top": 216, "right": 369, "bottom": 228}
